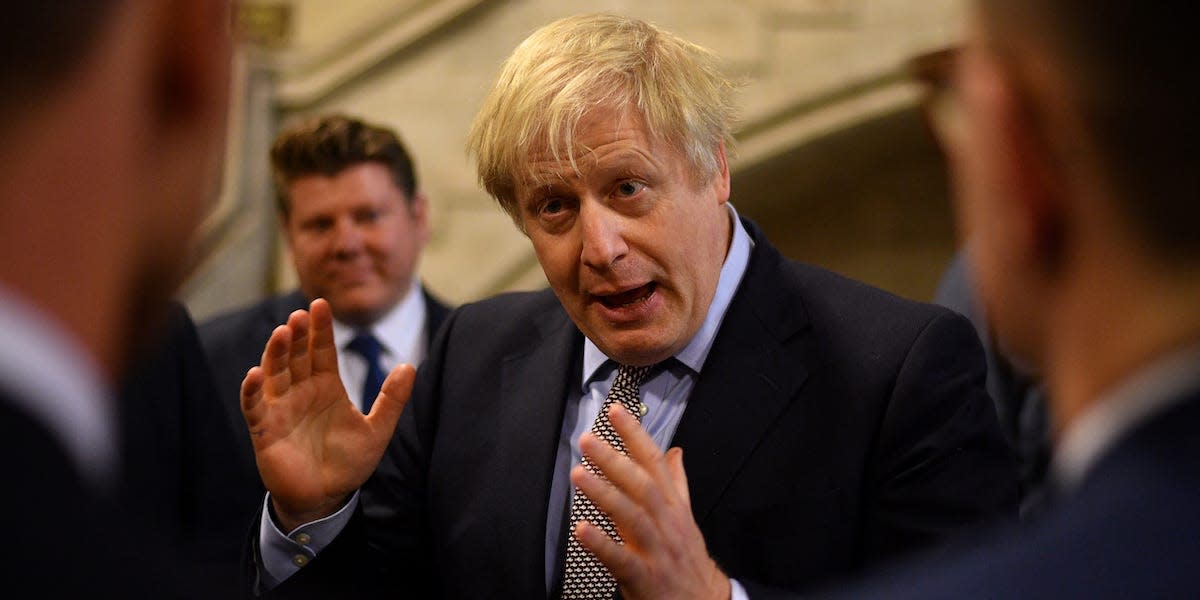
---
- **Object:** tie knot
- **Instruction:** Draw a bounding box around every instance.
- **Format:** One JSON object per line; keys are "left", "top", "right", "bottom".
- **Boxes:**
{"left": 345, "top": 332, "right": 383, "bottom": 362}
{"left": 614, "top": 363, "right": 654, "bottom": 389}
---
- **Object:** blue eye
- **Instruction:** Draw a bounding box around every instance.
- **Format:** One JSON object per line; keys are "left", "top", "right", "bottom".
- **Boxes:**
{"left": 543, "top": 199, "right": 564, "bottom": 214}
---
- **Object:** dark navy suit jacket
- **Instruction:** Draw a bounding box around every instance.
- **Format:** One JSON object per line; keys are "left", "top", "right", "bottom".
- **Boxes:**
{"left": 265, "top": 219, "right": 1017, "bottom": 598}
{"left": 1, "top": 302, "right": 245, "bottom": 598}
{"left": 817, "top": 388, "right": 1200, "bottom": 599}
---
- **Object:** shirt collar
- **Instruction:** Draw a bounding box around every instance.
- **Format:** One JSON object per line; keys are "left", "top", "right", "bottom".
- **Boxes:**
{"left": 331, "top": 277, "right": 426, "bottom": 357}
{"left": 582, "top": 203, "right": 754, "bottom": 388}
{"left": 1052, "top": 342, "right": 1200, "bottom": 492}
{"left": 0, "top": 284, "right": 116, "bottom": 492}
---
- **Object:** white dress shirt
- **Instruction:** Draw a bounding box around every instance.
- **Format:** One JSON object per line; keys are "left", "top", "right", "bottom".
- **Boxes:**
{"left": 0, "top": 284, "right": 116, "bottom": 492}
{"left": 330, "top": 277, "right": 428, "bottom": 411}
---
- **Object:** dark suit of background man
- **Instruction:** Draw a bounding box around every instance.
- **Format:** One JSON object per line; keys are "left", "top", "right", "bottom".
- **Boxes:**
{"left": 238, "top": 13, "right": 1017, "bottom": 599}
{"left": 200, "top": 115, "right": 449, "bottom": 512}
{"left": 813, "top": 0, "right": 1200, "bottom": 597}
{"left": 0, "top": 1, "right": 237, "bottom": 597}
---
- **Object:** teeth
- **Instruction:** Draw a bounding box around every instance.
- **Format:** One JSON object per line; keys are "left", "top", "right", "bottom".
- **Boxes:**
{"left": 601, "top": 283, "right": 653, "bottom": 307}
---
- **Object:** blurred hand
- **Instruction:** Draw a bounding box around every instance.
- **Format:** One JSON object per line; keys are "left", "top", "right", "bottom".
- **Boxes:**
{"left": 240, "top": 298, "right": 414, "bottom": 531}
{"left": 573, "top": 404, "right": 730, "bottom": 600}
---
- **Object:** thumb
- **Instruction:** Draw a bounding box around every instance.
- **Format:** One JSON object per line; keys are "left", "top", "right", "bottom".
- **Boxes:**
{"left": 366, "top": 363, "right": 417, "bottom": 438}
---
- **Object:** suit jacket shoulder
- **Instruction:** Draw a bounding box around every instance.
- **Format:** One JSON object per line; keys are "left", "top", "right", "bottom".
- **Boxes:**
{"left": 819, "top": 390, "right": 1200, "bottom": 600}
{"left": 0, "top": 391, "right": 223, "bottom": 598}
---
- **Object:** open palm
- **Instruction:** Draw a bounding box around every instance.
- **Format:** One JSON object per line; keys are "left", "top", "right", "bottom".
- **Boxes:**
{"left": 240, "top": 298, "right": 414, "bottom": 530}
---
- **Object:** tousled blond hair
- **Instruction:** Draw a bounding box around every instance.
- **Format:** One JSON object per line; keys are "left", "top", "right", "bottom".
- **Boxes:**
{"left": 466, "top": 13, "right": 738, "bottom": 222}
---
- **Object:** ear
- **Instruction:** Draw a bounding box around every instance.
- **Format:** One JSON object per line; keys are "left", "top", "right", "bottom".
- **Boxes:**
{"left": 151, "top": 0, "right": 234, "bottom": 140}
{"left": 980, "top": 52, "right": 1068, "bottom": 275}
{"left": 711, "top": 141, "right": 731, "bottom": 205}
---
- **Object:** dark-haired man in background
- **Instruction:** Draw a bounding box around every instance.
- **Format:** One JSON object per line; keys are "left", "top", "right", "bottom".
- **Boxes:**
{"left": 200, "top": 115, "right": 449, "bottom": 510}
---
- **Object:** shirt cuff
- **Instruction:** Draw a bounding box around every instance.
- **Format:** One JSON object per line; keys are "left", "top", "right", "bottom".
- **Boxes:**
{"left": 258, "top": 491, "right": 360, "bottom": 588}
{"left": 730, "top": 578, "right": 749, "bottom": 600}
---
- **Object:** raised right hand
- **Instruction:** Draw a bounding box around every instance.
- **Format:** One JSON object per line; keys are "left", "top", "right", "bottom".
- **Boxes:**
{"left": 240, "top": 298, "right": 414, "bottom": 531}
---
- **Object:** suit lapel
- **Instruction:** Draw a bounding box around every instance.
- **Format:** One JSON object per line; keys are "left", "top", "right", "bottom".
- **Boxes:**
{"left": 493, "top": 304, "right": 581, "bottom": 595}
{"left": 671, "top": 225, "right": 811, "bottom": 522}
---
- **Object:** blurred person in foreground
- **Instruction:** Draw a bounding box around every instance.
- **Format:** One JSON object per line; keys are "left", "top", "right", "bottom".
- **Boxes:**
{"left": 912, "top": 47, "right": 1054, "bottom": 517}
{"left": 0, "top": 0, "right": 236, "bottom": 596}
{"left": 239, "top": 13, "right": 1017, "bottom": 599}
{"left": 603, "top": 0, "right": 1200, "bottom": 597}
{"left": 200, "top": 114, "right": 449, "bottom": 513}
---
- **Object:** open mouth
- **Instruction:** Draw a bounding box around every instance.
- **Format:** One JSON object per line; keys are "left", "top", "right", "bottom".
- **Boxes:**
{"left": 596, "top": 282, "right": 657, "bottom": 309}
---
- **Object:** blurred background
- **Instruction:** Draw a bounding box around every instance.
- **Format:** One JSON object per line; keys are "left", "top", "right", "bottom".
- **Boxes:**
{"left": 184, "top": 0, "right": 964, "bottom": 320}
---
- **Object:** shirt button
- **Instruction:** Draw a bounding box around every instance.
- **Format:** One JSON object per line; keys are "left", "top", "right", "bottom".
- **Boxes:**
{"left": 294, "top": 533, "right": 311, "bottom": 545}
{"left": 292, "top": 554, "right": 309, "bottom": 567}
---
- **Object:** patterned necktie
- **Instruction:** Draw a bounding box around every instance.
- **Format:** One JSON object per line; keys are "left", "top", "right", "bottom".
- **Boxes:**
{"left": 345, "top": 332, "right": 386, "bottom": 414}
{"left": 560, "top": 363, "right": 653, "bottom": 599}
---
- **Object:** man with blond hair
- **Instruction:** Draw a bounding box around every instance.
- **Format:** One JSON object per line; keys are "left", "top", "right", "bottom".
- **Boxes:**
{"left": 241, "top": 14, "right": 1016, "bottom": 598}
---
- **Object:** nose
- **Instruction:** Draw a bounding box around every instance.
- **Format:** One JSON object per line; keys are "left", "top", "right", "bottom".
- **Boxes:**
{"left": 579, "top": 201, "right": 628, "bottom": 271}
{"left": 331, "top": 217, "right": 364, "bottom": 258}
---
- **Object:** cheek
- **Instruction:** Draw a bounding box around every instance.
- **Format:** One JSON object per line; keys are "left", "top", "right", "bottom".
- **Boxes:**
{"left": 290, "top": 239, "right": 321, "bottom": 269}
{"left": 530, "top": 235, "right": 580, "bottom": 288}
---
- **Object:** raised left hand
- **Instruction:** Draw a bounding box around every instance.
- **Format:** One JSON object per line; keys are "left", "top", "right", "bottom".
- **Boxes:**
{"left": 572, "top": 404, "right": 731, "bottom": 600}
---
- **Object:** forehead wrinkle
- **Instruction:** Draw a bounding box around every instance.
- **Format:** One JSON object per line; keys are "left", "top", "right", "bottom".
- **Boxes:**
{"left": 518, "top": 107, "right": 669, "bottom": 196}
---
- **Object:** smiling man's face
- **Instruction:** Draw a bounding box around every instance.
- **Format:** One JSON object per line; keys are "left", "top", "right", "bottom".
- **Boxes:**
{"left": 516, "top": 105, "right": 732, "bottom": 366}
{"left": 284, "top": 162, "right": 428, "bottom": 328}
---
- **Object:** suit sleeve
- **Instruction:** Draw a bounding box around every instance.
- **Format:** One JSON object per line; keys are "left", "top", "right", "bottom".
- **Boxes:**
{"left": 860, "top": 310, "right": 1019, "bottom": 562}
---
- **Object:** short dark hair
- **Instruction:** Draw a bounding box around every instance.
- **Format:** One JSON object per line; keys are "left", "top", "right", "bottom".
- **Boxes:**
{"left": 270, "top": 115, "right": 418, "bottom": 216}
{"left": 0, "top": 3, "right": 119, "bottom": 113}
{"left": 979, "top": 0, "right": 1199, "bottom": 258}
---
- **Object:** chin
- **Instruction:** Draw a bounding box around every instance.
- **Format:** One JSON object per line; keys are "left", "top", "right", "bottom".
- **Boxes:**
{"left": 593, "top": 330, "right": 679, "bottom": 367}
{"left": 331, "top": 298, "right": 389, "bottom": 327}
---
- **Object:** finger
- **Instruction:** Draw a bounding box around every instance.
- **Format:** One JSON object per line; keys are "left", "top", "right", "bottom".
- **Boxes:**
{"left": 665, "top": 447, "right": 691, "bottom": 504}
{"left": 260, "top": 324, "right": 293, "bottom": 396}
{"left": 574, "top": 519, "right": 645, "bottom": 586}
{"left": 608, "top": 404, "right": 668, "bottom": 478}
{"left": 367, "top": 363, "right": 416, "bottom": 442}
{"left": 308, "top": 298, "right": 340, "bottom": 377}
{"left": 240, "top": 365, "right": 265, "bottom": 425}
{"left": 286, "top": 309, "right": 312, "bottom": 382}
{"left": 573, "top": 448, "right": 663, "bottom": 553}
{"left": 580, "top": 430, "right": 662, "bottom": 508}
{"left": 606, "top": 405, "right": 675, "bottom": 497}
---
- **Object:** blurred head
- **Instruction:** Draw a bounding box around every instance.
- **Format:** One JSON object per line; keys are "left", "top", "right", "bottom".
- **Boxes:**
{"left": 271, "top": 115, "right": 429, "bottom": 327}
{"left": 943, "top": 0, "right": 1199, "bottom": 368}
{"left": 0, "top": 0, "right": 233, "bottom": 377}
{"left": 466, "top": 14, "right": 738, "bottom": 365}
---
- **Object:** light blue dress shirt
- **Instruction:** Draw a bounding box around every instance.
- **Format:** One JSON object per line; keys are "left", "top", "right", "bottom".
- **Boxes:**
{"left": 263, "top": 205, "right": 754, "bottom": 600}
{"left": 543, "top": 205, "right": 752, "bottom": 595}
